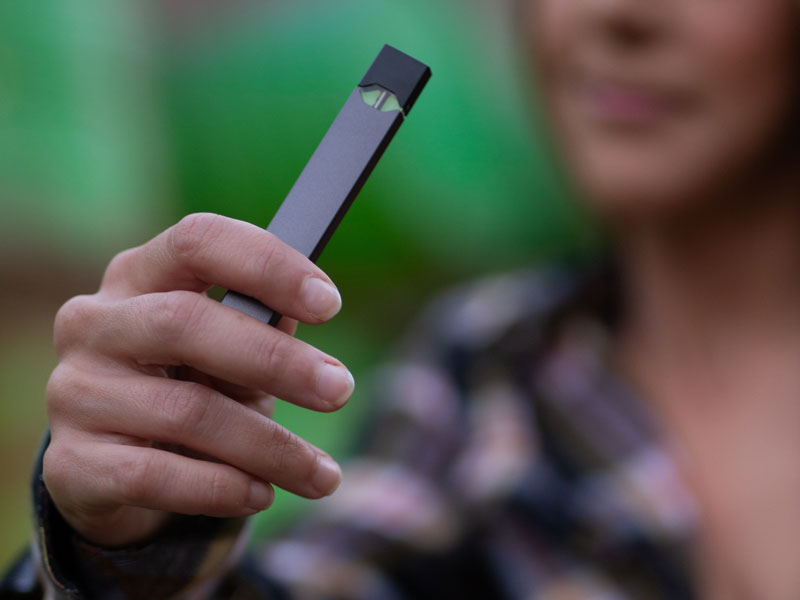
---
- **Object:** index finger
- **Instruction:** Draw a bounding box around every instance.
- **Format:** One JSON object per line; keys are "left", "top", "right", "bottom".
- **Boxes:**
{"left": 101, "top": 214, "right": 341, "bottom": 324}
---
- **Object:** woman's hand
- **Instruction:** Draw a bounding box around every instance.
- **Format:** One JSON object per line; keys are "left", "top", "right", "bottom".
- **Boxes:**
{"left": 43, "top": 214, "right": 353, "bottom": 547}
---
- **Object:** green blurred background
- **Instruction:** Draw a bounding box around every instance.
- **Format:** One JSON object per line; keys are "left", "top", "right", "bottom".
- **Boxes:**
{"left": 0, "top": 0, "right": 589, "bottom": 562}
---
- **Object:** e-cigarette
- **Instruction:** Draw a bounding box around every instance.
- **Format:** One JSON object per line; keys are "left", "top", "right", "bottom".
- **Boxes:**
{"left": 221, "top": 44, "right": 431, "bottom": 326}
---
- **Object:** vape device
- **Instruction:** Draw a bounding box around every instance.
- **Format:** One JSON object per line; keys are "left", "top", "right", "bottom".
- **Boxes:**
{"left": 221, "top": 44, "right": 431, "bottom": 326}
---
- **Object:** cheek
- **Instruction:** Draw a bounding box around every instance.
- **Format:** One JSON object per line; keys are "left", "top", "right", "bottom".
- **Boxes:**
{"left": 687, "top": 4, "right": 798, "bottom": 170}
{"left": 530, "top": 1, "right": 799, "bottom": 213}
{"left": 529, "top": 1, "right": 579, "bottom": 66}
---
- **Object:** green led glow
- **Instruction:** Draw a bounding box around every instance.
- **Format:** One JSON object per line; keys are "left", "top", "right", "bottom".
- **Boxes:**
{"left": 378, "top": 94, "right": 402, "bottom": 112}
{"left": 360, "top": 88, "right": 382, "bottom": 106}
{"left": 359, "top": 86, "right": 403, "bottom": 113}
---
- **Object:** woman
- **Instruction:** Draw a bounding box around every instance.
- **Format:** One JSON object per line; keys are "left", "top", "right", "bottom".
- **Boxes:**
{"left": 5, "top": 0, "right": 800, "bottom": 598}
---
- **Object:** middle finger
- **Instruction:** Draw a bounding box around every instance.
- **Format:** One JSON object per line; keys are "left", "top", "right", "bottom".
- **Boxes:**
{"left": 94, "top": 291, "right": 354, "bottom": 412}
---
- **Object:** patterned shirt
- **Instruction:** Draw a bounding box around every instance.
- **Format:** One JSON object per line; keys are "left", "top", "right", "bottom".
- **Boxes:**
{"left": 2, "top": 263, "right": 699, "bottom": 599}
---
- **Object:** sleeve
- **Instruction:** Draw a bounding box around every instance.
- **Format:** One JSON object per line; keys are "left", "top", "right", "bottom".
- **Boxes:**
{"left": 248, "top": 275, "right": 546, "bottom": 599}
{"left": 250, "top": 358, "right": 476, "bottom": 600}
{"left": 12, "top": 362, "right": 477, "bottom": 599}
{"left": 10, "top": 432, "right": 251, "bottom": 600}
{"left": 1, "top": 361, "right": 473, "bottom": 599}
{"left": 3, "top": 271, "right": 552, "bottom": 600}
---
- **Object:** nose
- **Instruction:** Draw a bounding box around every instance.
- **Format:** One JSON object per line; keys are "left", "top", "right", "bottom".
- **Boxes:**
{"left": 584, "top": 0, "right": 669, "bottom": 49}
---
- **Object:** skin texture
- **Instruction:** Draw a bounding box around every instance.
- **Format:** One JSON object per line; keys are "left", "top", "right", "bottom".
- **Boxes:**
{"left": 526, "top": 1, "right": 800, "bottom": 598}
{"left": 529, "top": 0, "right": 799, "bottom": 216}
{"left": 45, "top": 1, "right": 800, "bottom": 596}
{"left": 44, "top": 214, "right": 353, "bottom": 547}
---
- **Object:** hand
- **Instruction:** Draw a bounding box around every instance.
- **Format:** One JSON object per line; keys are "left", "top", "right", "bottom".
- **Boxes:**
{"left": 43, "top": 214, "right": 353, "bottom": 547}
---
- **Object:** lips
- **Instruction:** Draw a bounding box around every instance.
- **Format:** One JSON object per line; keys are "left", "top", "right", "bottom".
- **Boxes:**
{"left": 573, "top": 76, "right": 696, "bottom": 128}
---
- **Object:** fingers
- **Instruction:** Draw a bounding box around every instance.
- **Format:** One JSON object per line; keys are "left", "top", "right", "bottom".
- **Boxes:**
{"left": 172, "top": 366, "right": 276, "bottom": 417}
{"left": 50, "top": 368, "right": 342, "bottom": 499}
{"left": 46, "top": 214, "right": 350, "bottom": 547}
{"left": 80, "top": 291, "right": 353, "bottom": 411}
{"left": 44, "top": 440, "right": 275, "bottom": 518}
{"left": 101, "top": 214, "right": 341, "bottom": 324}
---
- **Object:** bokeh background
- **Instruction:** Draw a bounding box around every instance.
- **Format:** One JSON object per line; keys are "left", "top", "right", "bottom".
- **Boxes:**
{"left": 0, "top": 0, "right": 591, "bottom": 563}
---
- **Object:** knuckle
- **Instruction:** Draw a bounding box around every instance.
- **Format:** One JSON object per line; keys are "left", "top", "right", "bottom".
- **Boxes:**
{"left": 45, "top": 364, "right": 85, "bottom": 417}
{"left": 145, "top": 291, "right": 206, "bottom": 344}
{"left": 53, "top": 295, "right": 99, "bottom": 355}
{"left": 265, "top": 425, "right": 301, "bottom": 473}
{"left": 160, "top": 382, "right": 212, "bottom": 437}
{"left": 168, "top": 213, "right": 223, "bottom": 263}
{"left": 248, "top": 231, "right": 285, "bottom": 283}
{"left": 119, "top": 453, "right": 159, "bottom": 503}
{"left": 205, "top": 468, "right": 238, "bottom": 513}
{"left": 299, "top": 449, "right": 321, "bottom": 485}
{"left": 101, "top": 248, "right": 137, "bottom": 290}
{"left": 252, "top": 332, "right": 289, "bottom": 380}
{"left": 42, "top": 443, "right": 74, "bottom": 495}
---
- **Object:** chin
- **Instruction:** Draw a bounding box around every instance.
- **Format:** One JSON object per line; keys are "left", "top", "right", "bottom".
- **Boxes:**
{"left": 561, "top": 139, "right": 733, "bottom": 222}
{"left": 574, "top": 170, "right": 694, "bottom": 220}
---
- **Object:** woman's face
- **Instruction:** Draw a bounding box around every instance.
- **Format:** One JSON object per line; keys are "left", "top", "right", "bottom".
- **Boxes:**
{"left": 529, "top": 0, "right": 799, "bottom": 216}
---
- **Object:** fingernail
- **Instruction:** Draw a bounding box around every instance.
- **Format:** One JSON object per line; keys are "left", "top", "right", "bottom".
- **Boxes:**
{"left": 248, "top": 480, "right": 274, "bottom": 511}
{"left": 302, "top": 277, "right": 342, "bottom": 321}
{"left": 312, "top": 454, "right": 342, "bottom": 496}
{"left": 316, "top": 362, "right": 355, "bottom": 408}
